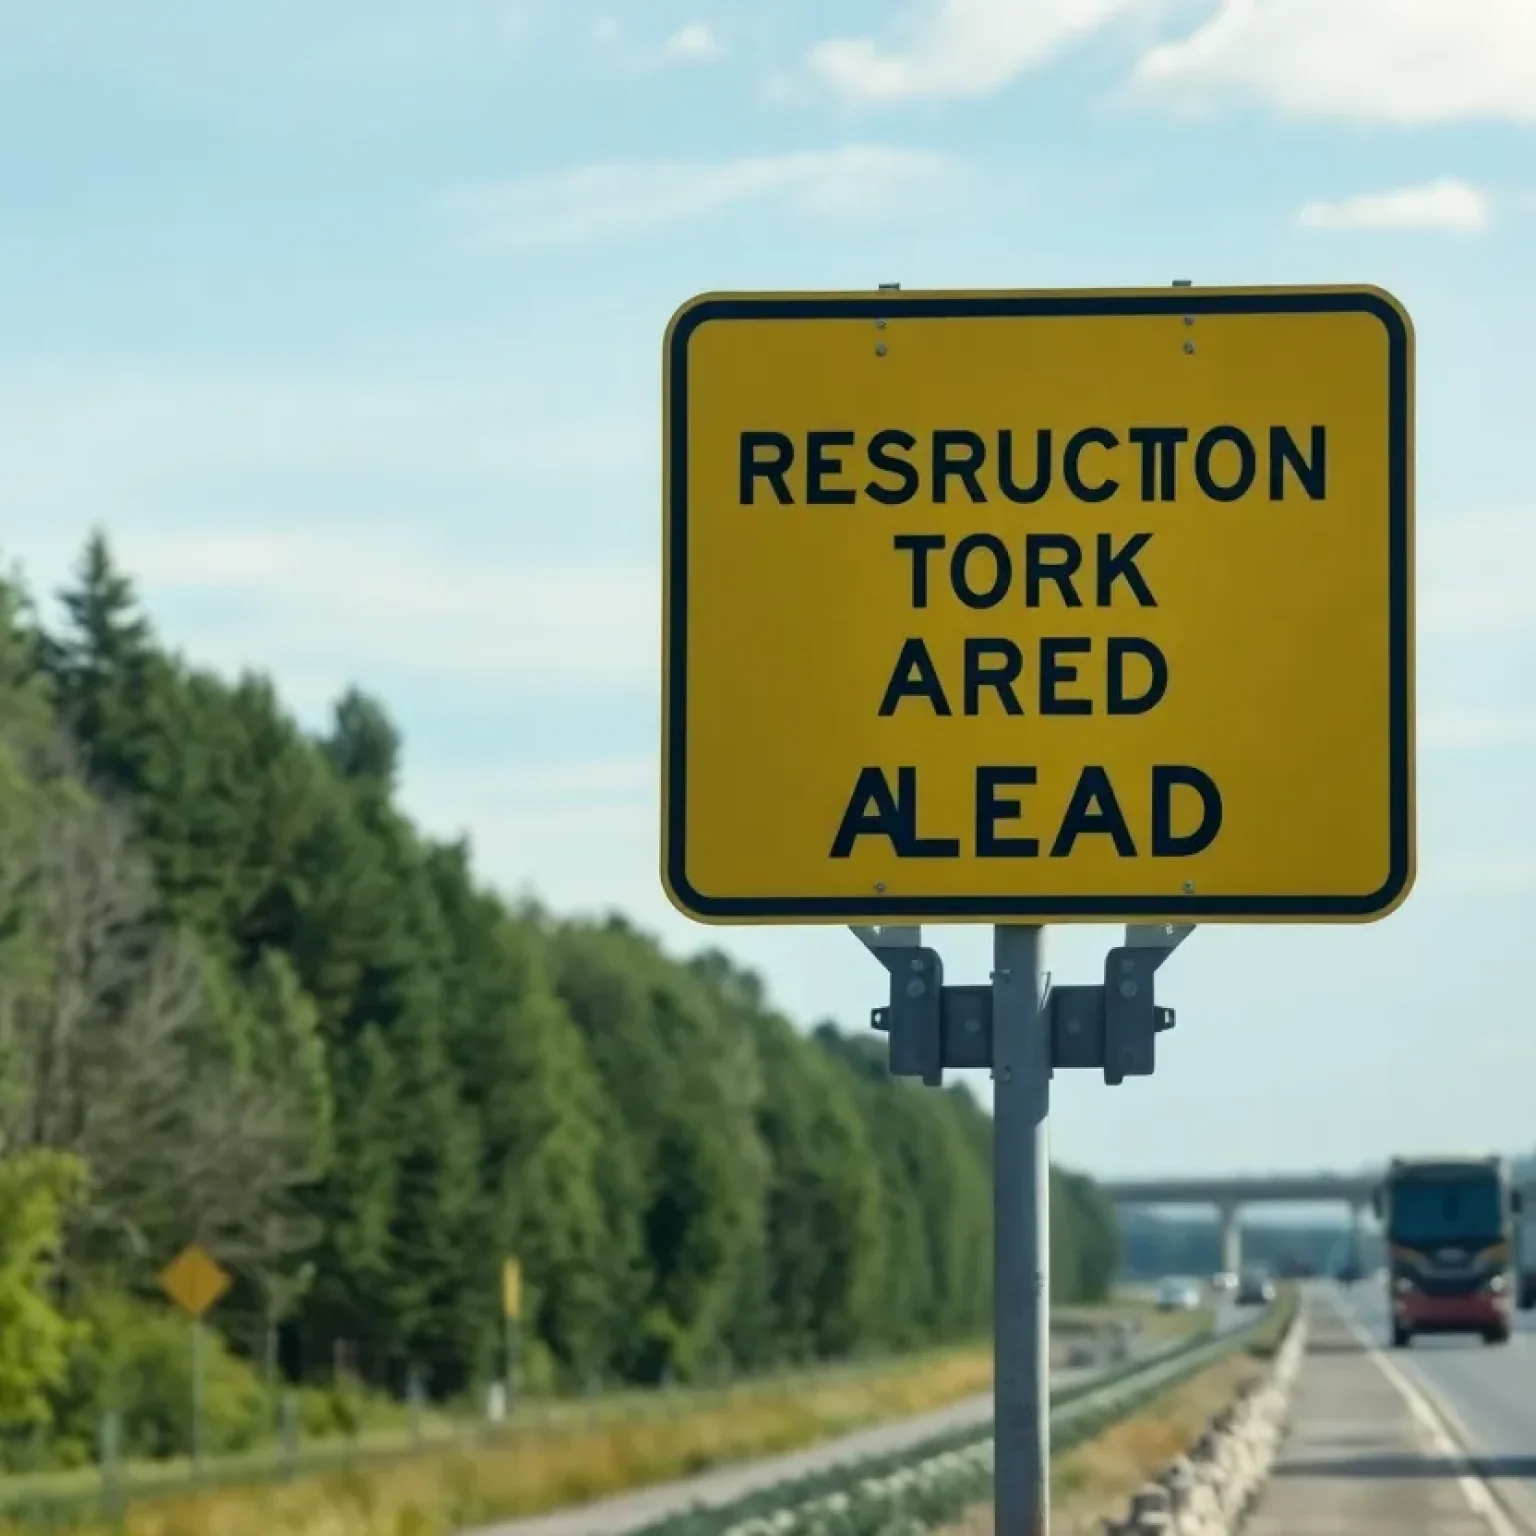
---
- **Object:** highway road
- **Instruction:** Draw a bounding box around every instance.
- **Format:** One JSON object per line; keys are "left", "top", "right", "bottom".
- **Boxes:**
{"left": 1333, "top": 1281, "right": 1536, "bottom": 1532}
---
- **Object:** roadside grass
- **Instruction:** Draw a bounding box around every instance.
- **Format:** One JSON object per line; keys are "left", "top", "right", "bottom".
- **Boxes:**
{"left": 0, "top": 1347, "right": 997, "bottom": 1536}
{"left": 0, "top": 1296, "right": 1155, "bottom": 1523}
{"left": 0, "top": 1339, "right": 986, "bottom": 1516}
{"left": 1049, "top": 1349, "right": 1264, "bottom": 1534}
{"left": 0, "top": 1290, "right": 1233, "bottom": 1536}
{"left": 935, "top": 1353, "right": 1263, "bottom": 1536}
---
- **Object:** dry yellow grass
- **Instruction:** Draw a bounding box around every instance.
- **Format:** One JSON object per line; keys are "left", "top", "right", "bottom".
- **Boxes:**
{"left": 1050, "top": 1352, "right": 1263, "bottom": 1533}
{"left": 26, "top": 1347, "right": 995, "bottom": 1536}
{"left": 938, "top": 1351, "right": 1265, "bottom": 1536}
{"left": 14, "top": 1293, "right": 1241, "bottom": 1536}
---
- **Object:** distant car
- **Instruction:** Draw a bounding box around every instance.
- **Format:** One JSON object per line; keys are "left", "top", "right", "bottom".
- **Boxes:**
{"left": 1156, "top": 1278, "right": 1202, "bottom": 1311}
{"left": 1236, "top": 1269, "right": 1276, "bottom": 1305}
{"left": 1210, "top": 1271, "right": 1238, "bottom": 1293}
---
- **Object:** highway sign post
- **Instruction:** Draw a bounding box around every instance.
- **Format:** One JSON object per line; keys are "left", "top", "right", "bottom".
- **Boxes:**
{"left": 502, "top": 1257, "right": 521, "bottom": 1411}
{"left": 661, "top": 283, "right": 1415, "bottom": 1534}
{"left": 158, "top": 1243, "right": 233, "bottom": 1472}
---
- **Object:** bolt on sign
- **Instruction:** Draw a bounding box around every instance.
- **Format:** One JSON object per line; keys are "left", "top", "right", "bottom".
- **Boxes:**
{"left": 661, "top": 286, "right": 1415, "bottom": 924}
{"left": 158, "top": 1243, "right": 233, "bottom": 1319}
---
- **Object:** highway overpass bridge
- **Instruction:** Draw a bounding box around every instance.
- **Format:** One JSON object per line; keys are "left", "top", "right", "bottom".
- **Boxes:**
{"left": 1102, "top": 1170, "right": 1383, "bottom": 1274}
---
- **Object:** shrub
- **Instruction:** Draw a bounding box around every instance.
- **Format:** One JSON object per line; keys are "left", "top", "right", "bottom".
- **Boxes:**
{"left": 50, "top": 1293, "right": 270, "bottom": 1460}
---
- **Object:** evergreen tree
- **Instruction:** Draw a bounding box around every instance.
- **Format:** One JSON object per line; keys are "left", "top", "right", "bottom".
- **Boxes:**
{"left": 323, "top": 687, "right": 400, "bottom": 791}
{"left": 41, "top": 530, "right": 166, "bottom": 795}
{"left": 0, "top": 531, "right": 1126, "bottom": 1423}
{"left": 426, "top": 844, "right": 631, "bottom": 1383}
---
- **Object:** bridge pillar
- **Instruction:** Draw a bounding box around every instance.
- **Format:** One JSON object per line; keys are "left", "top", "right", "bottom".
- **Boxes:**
{"left": 1349, "top": 1200, "right": 1366, "bottom": 1274}
{"left": 1217, "top": 1203, "right": 1242, "bottom": 1274}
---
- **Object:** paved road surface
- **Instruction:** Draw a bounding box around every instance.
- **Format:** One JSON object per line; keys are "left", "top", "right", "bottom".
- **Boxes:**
{"left": 1336, "top": 1281, "right": 1536, "bottom": 1532}
{"left": 1246, "top": 1292, "right": 1492, "bottom": 1536}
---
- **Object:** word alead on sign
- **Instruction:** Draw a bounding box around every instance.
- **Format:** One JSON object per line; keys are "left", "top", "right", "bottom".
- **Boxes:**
{"left": 661, "top": 286, "right": 1415, "bottom": 925}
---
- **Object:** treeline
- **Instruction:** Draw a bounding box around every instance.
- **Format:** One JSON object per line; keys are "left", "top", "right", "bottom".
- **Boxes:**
{"left": 0, "top": 532, "right": 1118, "bottom": 1454}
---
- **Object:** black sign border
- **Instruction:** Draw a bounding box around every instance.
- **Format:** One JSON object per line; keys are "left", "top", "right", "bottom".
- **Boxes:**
{"left": 662, "top": 288, "right": 1413, "bottom": 923}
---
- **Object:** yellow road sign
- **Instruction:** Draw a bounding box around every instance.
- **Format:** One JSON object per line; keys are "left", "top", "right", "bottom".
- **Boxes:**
{"left": 158, "top": 1243, "right": 232, "bottom": 1319}
{"left": 502, "top": 1258, "right": 521, "bottom": 1320}
{"left": 662, "top": 286, "right": 1414, "bottom": 925}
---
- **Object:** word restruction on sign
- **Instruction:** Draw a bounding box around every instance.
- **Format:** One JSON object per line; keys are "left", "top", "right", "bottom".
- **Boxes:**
{"left": 737, "top": 424, "right": 1326, "bottom": 508}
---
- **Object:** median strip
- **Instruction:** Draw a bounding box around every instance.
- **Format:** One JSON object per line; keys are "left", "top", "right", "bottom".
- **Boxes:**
{"left": 624, "top": 1291, "right": 1298, "bottom": 1536}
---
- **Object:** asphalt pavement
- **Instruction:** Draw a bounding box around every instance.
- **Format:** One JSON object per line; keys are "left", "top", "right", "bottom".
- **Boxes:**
{"left": 1336, "top": 1280, "right": 1536, "bottom": 1532}
{"left": 1247, "top": 1292, "right": 1492, "bottom": 1536}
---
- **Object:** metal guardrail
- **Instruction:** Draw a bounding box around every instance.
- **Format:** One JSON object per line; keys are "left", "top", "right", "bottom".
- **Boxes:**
{"left": 634, "top": 1295, "right": 1296, "bottom": 1535}
{"left": 1052, "top": 1301, "right": 1283, "bottom": 1456}
{"left": 1053, "top": 1317, "right": 1221, "bottom": 1410}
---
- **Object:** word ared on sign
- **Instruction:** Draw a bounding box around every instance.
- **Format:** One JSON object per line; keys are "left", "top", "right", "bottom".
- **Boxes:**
{"left": 661, "top": 287, "right": 1414, "bottom": 925}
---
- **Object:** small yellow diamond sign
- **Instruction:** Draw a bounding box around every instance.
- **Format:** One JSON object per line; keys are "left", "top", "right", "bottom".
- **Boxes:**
{"left": 502, "top": 1258, "right": 521, "bottom": 1320}
{"left": 158, "top": 1244, "right": 232, "bottom": 1319}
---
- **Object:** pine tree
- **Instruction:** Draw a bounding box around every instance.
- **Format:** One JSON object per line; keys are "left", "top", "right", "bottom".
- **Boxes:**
{"left": 0, "top": 531, "right": 1123, "bottom": 1415}
{"left": 323, "top": 688, "right": 400, "bottom": 791}
{"left": 41, "top": 530, "right": 163, "bottom": 792}
{"left": 426, "top": 844, "right": 631, "bottom": 1383}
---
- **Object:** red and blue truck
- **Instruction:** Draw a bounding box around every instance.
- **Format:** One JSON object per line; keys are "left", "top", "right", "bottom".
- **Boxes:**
{"left": 1374, "top": 1154, "right": 1522, "bottom": 1348}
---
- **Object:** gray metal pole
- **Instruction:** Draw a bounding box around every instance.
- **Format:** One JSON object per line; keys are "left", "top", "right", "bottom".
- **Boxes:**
{"left": 992, "top": 923, "right": 1050, "bottom": 1536}
{"left": 191, "top": 1316, "right": 204, "bottom": 1474}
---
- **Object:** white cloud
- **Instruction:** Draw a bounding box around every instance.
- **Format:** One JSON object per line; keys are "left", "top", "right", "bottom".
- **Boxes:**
{"left": 0, "top": 3, "right": 541, "bottom": 124}
{"left": 1434, "top": 853, "right": 1536, "bottom": 896}
{"left": 1421, "top": 711, "right": 1536, "bottom": 753}
{"left": 399, "top": 753, "right": 666, "bottom": 923}
{"left": 412, "top": 755, "right": 656, "bottom": 803}
{"left": 105, "top": 525, "right": 656, "bottom": 693}
{"left": 663, "top": 21, "right": 723, "bottom": 62}
{"left": 0, "top": 358, "right": 660, "bottom": 707}
{"left": 0, "top": 362, "right": 649, "bottom": 534}
{"left": 1297, "top": 180, "right": 1492, "bottom": 234}
{"left": 445, "top": 144, "right": 956, "bottom": 249}
{"left": 1132, "top": 0, "right": 1536, "bottom": 124}
{"left": 591, "top": 17, "right": 723, "bottom": 72}
{"left": 1424, "top": 586, "right": 1536, "bottom": 635}
{"left": 501, "top": 3, "right": 537, "bottom": 44}
{"left": 1420, "top": 514, "right": 1536, "bottom": 636}
{"left": 805, "top": 0, "right": 1138, "bottom": 103}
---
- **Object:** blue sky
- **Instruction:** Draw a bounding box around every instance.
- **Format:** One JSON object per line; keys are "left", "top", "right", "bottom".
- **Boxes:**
{"left": 2, "top": 0, "right": 1534, "bottom": 1184}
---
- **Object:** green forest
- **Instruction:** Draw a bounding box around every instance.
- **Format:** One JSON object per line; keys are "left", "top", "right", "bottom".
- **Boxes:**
{"left": 0, "top": 530, "right": 1119, "bottom": 1463}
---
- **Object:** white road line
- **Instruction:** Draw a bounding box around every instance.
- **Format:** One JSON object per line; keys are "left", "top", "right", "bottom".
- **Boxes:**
{"left": 1332, "top": 1297, "right": 1522, "bottom": 1536}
